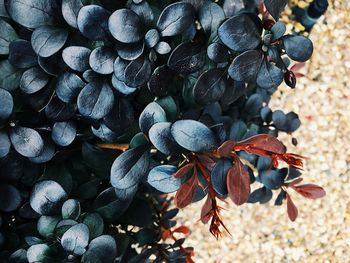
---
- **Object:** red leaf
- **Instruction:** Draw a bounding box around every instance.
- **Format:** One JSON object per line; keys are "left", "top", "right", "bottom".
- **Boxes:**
{"left": 162, "top": 229, "right": 172, "bottom": 240}
{"left": 235, "top": 134, "right": 286, "bottom": 154}
{"left": 200, "top": 196, "right": 213, "bottom": 224}
{"left": 290, "top": 62, "right": 306, "bottom": 72}
{"left": 287, "top": 177, "right": 303, "bottom": 186}
{"left": 196, "top": 154, "right": 215, "bottom": 170}
{"left": 286, "top": 193, "right": 298, "bottom": 221}
{"left": 173, "top": 225, "right": 190, "bottom": 235}
{"left": 174, "top": 173, "right": 198, "bottom": 208}
{"left": 294, "top": 72, "right": 305, "bottom": 78}
{"left": 217, "top": 140, "right": 236, "bottom": 157}
{"left": 227, "top": 156, "right": 251, "bottom": 205}
{"left": 174, "top": 163, "right": 194, "bottom": 178}
{"left": 292, "top": 184, "right": 326, "bottom": 199}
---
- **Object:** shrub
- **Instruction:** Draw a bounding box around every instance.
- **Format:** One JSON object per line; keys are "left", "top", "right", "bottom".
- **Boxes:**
{"left": 0, "top": 0, "right": 325, "bottom": 262}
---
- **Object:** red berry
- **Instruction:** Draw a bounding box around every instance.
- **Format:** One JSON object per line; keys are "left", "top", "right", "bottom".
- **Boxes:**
{"left": 284, "top": 70, "right": 296, "bottom": 89}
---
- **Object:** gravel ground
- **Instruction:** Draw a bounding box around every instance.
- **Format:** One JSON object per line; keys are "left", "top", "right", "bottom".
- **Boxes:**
{"left": 177, "top": 1, "right": 350, "bottom": 262}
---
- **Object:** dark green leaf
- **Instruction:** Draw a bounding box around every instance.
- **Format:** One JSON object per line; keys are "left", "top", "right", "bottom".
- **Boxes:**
{"left": 82, "top": 235, "right": 117, "bottom": 263}
{"left": 193, "top": 68, "right": 227, "bottom": 105}
{"left": 5, "top": 0, "right": 60, "bottom": 28}
{"left": 147, "top": 165, "right": 181, "bottom": 193}
{"left": 30, "top": 180, "right": 68, "bottom": 215}
{"left": 77, "top": 5, "right": 110, "bottom": 40}
{"left": 31, "top": 26, "right": 68, "bottom": 57}
{"left": 10, "top": 126, "right": 44, "bottom": 158}
{"left": 171, "top": 120, "right": 217, "bottom": 152}
{"left": 264, "top": 0, "right": 288, "bottom": 21}
{"left": 283, "top": 35, "right": 313, "bottom": 62}
{"left": 157, "top": 2, "right": 195, "bottom": 37}
{"left": 109, "top": 9, "right": 145, "bottom": 43}
{"left": 20, "top": 67, "right": 49, "bottom": 94}
{"left": 0, "top": 184, "right": 21, "bottom": 212}
{"left": 61, "top": 223, "right": 89, "bottom": 256}
{"left": 139, "top": 102, "right": 167, "bottom": 134}
{"left": 62, "top": 46, "right": 91, "bottom": 72}
{"left": 110, "top": 146, "right": 150, "bottom": 189}
{"left": 77, "top": 81, "right": 114, "bottom": 119}
{"left": 0, "top": 19, "right": 18, "bottom": 55}
{"left": 167, "top": 41, "right": 206, "bottom": 74}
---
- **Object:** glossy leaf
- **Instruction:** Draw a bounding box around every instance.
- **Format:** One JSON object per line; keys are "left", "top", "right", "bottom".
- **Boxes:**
{"left": 37, "top": 215, "right": 60, "bottom": 238}
{"left": 171, "top": 120, "right": 217, "bottom": 152}
{"left": 29, "top": 136, "right": 55, "bottom": 164}
{"left": 156, "top": 2, "right": 195, "bottom": 37}
{"left": 30, "top": 180, "right": 68, "bottom": 215}
{"left": 109, "top": 9, "right": 145, "bottom": 43}
{"left": 31, "top": 26, "right": 68, "bottom": 57}
{"left": 264, "top": 0, "right": 288, "bottom": 21}
{"left": 259, "top": 169, "right": 287, "bottom": 190}
{"left": 227, "top": 156, "right": 250, "bottom": 205}
{"left": 27, "top": 244, "right": 52, "bottom": 263}
{"left": 61, "top": 0, "right": 83, "bottom": 29}
{"left": 89, "top": 46, "right": 116, "bottom": 75}
{"left": 207, "top": 43, "right": 230, "bottom": 63}
{"left": 193, "top": 68, "right": 227, "bottom": 105}
{"left": 5, "top": 0, "right": 59, "bottom": 28}
{"left": 228, "top": 50, "right": 263, "bottom": 82}
{"left": 61, "top": 199, "right": 80, "bottom": 220}
{"left": 149, "top": 122, "right": 181, "bottom": 156}
{"left": 82, "top": 213, "right": 104, "bottom": 240}
{"left": 10, "top": 126, "right": 44, "bottom": 158}
{"left": 0, "top": 88, "right": 13, "bottom": 121}
{"left": 77, "top": 81, "right": 115, "bottom": 119}
{"left": 56, "top": 72, "right": 85, "bottom": 103}
{"left": 0, "top": 60, "right": 23, "bottom": 91}
{"left": 130, "top": 0, "right": 154, "bottom": 26}
{"left": 198, "top": 1, "right": 225, "bottom": 37}
{"left": 20, "top": 67, "right": 49, "bottom": 94}
{"left": 154, "top": 41, "right": 171, "bottom": 55}
{"left": 0, "top": 184, "right": 22, "bottom": 212}
{"left": 61, "top": 223, "right": 90, "bottom": 256}
{"left": 8, "top": 40, "right": 37, "bottom": 68}
{"left": 168, "top": 42, "right": 206, "bottom": 74}
{"left": 77, "top": 5, "right": 110, "bottom": 40}
{"left": 139, "top": 102, "right": 167, "bottom": 134}
{"left": 0, "top": 19, "right": 18, "bottom": 54}
{"left": 283, "top": 35, "right": 313, "bottom": 62}
{"left": 211, "top": 158, "right": 231, "bottom": 196}
{"left": 62, "top": 46, "right": 91, "bottom": 72}
{"left": 256, "top": 60, "right": 284, "bottom": 89}
{"left": 271, "top": 21, "right": 286, "bottom": 40}
{"left": 218, "top": 13, "right": 262, "bottom": 52}
{"left": 51, "top": 121, "right": 77, "bottom": 146}
{"left": 110, "top": 146, "right": 150, "bottom": 189}
{"left": 145, "top": 29, "right": 160, "bottom": 48}
{"left": 124, "top": 56, "right": 152, "bottom": 87}
{"left": 248, "top": 186, "right": 273, "bottom": 204}
{"left": 82, "top": 235, "right": 117, "bottom": 263}
{"left": 115, "top": 40, "right": 144, "bottom": 61}
{"left": 147, "top": 165, "right": 181, "bottom": 193}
